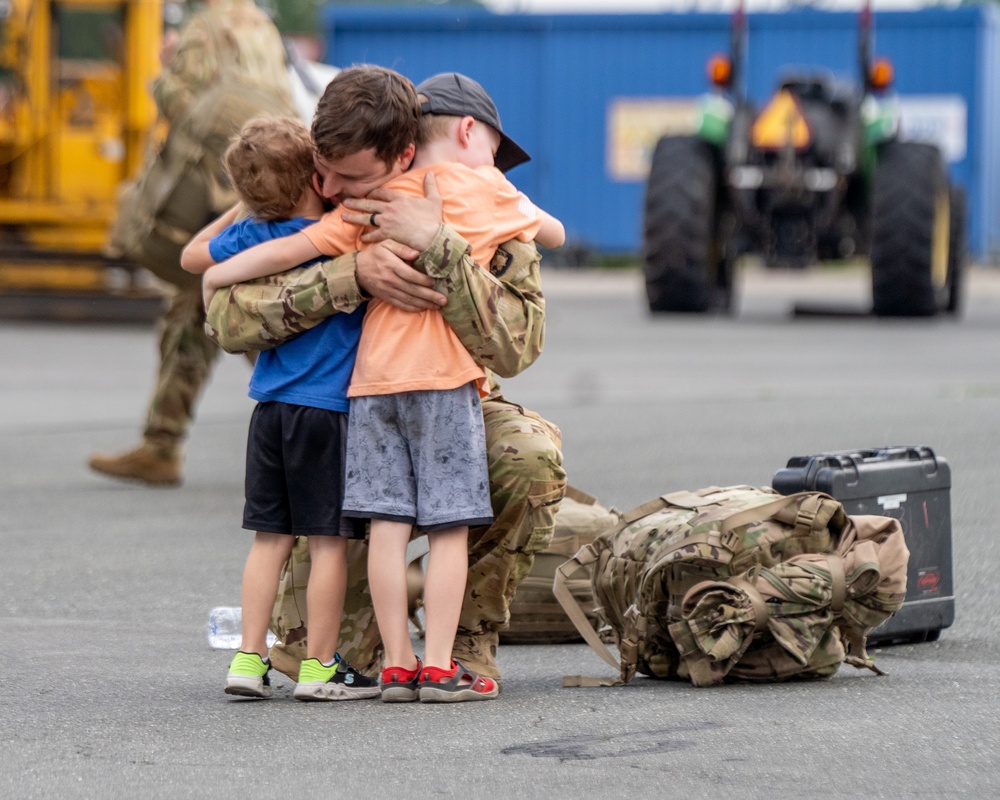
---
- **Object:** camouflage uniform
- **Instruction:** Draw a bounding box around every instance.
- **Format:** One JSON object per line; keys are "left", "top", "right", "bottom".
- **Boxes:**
{"left": 207, "top": 226, "right": 567, "bottom": 681}
{"left": 102, "top": 0, "right": 293, "bottom": 466}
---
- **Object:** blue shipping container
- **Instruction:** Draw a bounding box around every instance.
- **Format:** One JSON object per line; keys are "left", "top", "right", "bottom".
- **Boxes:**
{"left": 320, "top": 5, "right": 1000, "bottom": 262}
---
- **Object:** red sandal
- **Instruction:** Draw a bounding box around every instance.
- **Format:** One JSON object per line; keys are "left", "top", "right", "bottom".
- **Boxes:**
{"left": 380, "top": 659, "right": 422, "bottom": 703}
{"left": 418, "top": 660, "right": 499, "bottom": 703}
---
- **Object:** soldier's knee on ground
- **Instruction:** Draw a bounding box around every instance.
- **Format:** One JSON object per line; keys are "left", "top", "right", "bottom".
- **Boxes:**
{"left": 460, "top": 400, "right": 568, "bottom": 658}
{"left": 481, "top": 399, "right": 567, "bottom": 556}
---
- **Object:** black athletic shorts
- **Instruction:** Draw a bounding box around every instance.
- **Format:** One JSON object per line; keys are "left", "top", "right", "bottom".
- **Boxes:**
{"left": 242, "top": 401, "right": 365, "bottom": 538}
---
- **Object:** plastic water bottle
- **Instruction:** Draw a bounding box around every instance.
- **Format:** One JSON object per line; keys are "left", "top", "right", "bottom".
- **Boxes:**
{"left": 206, "top": 606, "right": 276, "bottom": 649}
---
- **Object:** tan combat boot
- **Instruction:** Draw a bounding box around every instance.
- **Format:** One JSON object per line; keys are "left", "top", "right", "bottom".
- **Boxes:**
{"left": 452, "top": 630, "right": 501, "bottom": 690}
{"left": 88, "top": 440, "right": 182, "bottom": 486}
{"left": 268, "top": 639, "right": 307, "bottom": 682}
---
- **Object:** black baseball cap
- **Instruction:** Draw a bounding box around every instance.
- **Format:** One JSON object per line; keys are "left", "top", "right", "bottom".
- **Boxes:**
{"left": 415, "top": 72, "right": 531, "bottom": 173}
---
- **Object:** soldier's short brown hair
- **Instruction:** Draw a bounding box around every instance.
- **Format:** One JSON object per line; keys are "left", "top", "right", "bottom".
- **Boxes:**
{"left": 224, "top": 116, "right": 315, "bottom": 222}
{"left": 311, "top": 65, "right": 420, "bottom": 168}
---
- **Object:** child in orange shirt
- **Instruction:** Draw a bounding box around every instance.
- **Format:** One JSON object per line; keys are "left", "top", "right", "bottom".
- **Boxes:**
{"left": 201, "top": 68, "right": 564, "bottom": 702}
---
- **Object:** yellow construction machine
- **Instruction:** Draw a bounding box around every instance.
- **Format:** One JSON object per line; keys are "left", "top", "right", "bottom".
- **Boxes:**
{"left": 0, "top": 0, "right": 163, "bottom": 320}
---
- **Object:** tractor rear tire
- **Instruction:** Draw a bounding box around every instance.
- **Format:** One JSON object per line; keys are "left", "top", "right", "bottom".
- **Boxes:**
{"left": 946, "top": 185, "right": 966, "bottom": 315}
{"left": 642, "top": 136, "right": 729, "bottom": 313}
{"left": 870, "top": 141, "right": 952, "bottom": 317}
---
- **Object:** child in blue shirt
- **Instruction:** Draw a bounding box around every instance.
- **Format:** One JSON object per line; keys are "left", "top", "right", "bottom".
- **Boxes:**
{"left": 182, "top": 116, "right": 375, "bottom": 701}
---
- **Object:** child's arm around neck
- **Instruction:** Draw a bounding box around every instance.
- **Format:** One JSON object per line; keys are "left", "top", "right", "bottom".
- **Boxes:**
{"left": 535, "top": 210, "right": 565, "bottom": 250}
{"left": 181, "top": 203, "right": 243, "bottom": 274}
{"left": 199, "top": 184, "right": 328, "bottom": 307}
{"left": 201, "top": 227, "right": 324, "bottom": 308}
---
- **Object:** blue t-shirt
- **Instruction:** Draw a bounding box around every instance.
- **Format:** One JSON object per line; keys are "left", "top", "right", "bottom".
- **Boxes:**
{"left": 210, "top": 217, "right": 364, "bottom": 413}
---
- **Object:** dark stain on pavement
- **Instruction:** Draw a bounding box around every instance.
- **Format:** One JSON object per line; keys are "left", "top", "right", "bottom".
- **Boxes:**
{"left": 502, "top": 722, "right": 718, "bottom": 761}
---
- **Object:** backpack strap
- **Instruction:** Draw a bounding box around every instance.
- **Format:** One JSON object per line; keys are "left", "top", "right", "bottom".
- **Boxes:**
{"left": 771, "top": 493, "right": 847, "bottom": 542}
{"left": 719, "top": 492, "right": 806, "bottom": 533}
{"left": 619, "top": 496, "right": 669, "bottom": 525}
{"left": 619, "top": 486, "right": 740, "bottom": 524}
{"left": 828, "top": 553, "right": 847, "bottom": 613}
{"left": 553, "top": 544, "right": 627, "bottom": 687}
{"left": 725, "top": 569, "right": 771, "bottom": 632}
{"left": 719, "top": 491, "right": 841, "bottom": 537}
{"left": 662, "top": 486, "right": 747, "bottom": 509}
{"left": 826, "top": 553, "right": 887, "bottom": 676}
{"left": 564, "top": 484, "right": 599, "bottom": 505}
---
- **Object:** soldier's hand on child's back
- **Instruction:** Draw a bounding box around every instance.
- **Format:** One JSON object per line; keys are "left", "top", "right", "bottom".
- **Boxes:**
{"left": 356, "top": 240, "right": 445, "bottom": 313}
{"left": 343, "top": 172, "right": 443, "bottom": 252}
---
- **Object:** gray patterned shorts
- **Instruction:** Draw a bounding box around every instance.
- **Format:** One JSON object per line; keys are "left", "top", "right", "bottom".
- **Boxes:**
{"left": 342, "top": 383, "right": 494, "bottom": 532}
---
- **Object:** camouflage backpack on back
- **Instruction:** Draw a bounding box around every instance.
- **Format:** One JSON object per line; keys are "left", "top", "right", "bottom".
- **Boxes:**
{"left": 555, "top": 485, "right": 909, "bottom": 687}
{"left": 109, "top": 0, "right": 296, "bottom": 286}
{"left": 110, "top": 79, "right": 297, "bottom": 290}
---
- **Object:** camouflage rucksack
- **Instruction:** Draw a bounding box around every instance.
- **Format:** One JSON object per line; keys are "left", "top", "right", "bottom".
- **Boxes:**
{"left": 109, "top": 78, "right": 297, "bottom": 288}
{"left": 501, "top": 486, "right": 621, "bottom": 644}
{"left": 555, "top": 485, "right": 909, "bottom": 687}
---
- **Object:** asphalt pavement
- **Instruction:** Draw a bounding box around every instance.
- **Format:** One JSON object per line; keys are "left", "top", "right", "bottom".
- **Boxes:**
{"left": 3, "top": 263, "right": 999, "bottom": 799}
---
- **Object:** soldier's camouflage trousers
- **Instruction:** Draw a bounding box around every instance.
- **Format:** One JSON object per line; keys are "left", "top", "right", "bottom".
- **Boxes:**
{"left": 269, "top": 393, "right": 567, "bottom": 680}
{"left": 143, "top": 287, "right": 220, "bottom": 453}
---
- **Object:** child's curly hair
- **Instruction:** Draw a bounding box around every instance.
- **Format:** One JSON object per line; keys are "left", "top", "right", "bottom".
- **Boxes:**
{"left": 223, "top": 116, "right": 315, "bottom": 221}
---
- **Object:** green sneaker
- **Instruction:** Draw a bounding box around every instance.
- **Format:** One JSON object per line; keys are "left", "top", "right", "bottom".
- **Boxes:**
{"left": 225, "top": 651, "right": 272, "bottom": 699}
{"left": 293, "top": 654, "right": 379, "bottom": 702}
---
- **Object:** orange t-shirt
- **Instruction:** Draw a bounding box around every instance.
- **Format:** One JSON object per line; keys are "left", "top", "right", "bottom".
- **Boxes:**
{"left": 303, "top": 162, "right": 544, "bottom": 397}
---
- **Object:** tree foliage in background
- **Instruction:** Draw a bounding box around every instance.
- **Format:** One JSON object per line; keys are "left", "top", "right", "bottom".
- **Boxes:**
{"left": 258, "top": 0, "right": 322, "bottom": 34}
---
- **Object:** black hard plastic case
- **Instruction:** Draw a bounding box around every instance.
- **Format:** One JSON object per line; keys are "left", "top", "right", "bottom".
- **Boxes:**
{"left": 772, "top": 446, "right": 954, "bottom": 644}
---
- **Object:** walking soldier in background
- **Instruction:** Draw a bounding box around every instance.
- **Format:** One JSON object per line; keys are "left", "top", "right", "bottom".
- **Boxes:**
{"left": 90, "top": 0, "right": 296, "bottom": 485}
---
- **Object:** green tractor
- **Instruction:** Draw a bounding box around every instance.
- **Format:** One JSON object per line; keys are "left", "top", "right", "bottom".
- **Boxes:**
{"left": 641, "top": 1, "right": 965, "bottom": 316}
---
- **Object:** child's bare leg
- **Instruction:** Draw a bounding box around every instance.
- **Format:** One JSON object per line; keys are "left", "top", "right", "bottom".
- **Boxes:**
{"left": 240, "top": 531, "right": 296, "bottom": 657}
{"left": 423, "top": 526, "right": 469, "bottom": 669}
{"left": 305, "top": 535, "right": 348, "bottom": 663}
{"left": 367, "top": 519, "right": 419, "bottom": 669}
